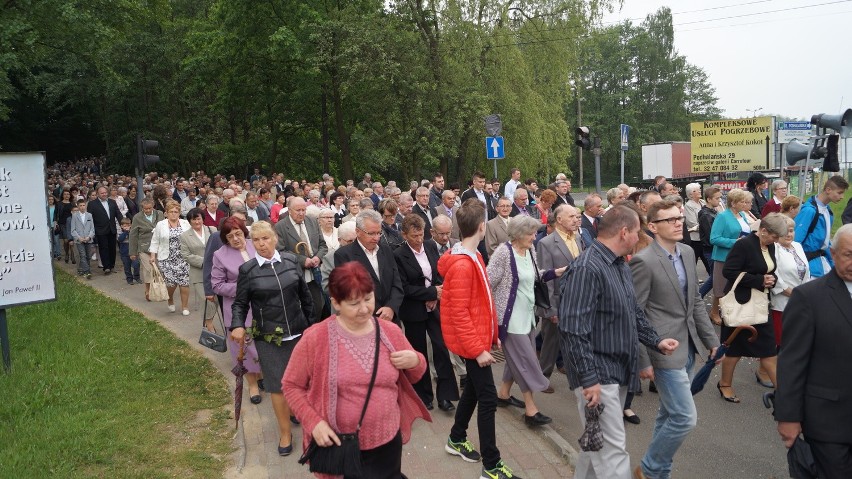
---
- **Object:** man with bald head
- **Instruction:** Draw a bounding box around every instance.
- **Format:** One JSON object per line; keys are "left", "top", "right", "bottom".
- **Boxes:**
{"left": 274, "top": 196, "right": 328, "bottom": 322}
{"left": 581, "top": 193, "right": 603, "bottom": 239}
{"left": 218, "top": 188, "right": 235, "bottom": 215}
{"left": 537, "top": 204, "right": 585, "bottom": 383}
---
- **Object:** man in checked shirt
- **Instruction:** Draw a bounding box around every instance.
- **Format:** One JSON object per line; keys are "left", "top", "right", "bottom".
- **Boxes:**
{"left": 558, "top": 205, "right": 679, "bottom": 479}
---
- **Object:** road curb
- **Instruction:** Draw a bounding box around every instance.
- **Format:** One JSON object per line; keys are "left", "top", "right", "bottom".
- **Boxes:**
{"left": 541, "top": 423, "right": 578, "bottom": 467}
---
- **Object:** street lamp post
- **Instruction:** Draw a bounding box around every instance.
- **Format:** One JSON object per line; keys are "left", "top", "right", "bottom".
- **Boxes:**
{"left": 746, "top": 107, "right": 764, "bottom": 118}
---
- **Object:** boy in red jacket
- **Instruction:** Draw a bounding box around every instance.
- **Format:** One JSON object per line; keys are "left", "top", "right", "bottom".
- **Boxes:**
{"left": 438, "top": 198, "right": 521, "bottom": 479}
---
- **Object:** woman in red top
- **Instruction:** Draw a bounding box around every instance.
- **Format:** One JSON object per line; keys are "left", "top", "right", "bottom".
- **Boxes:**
{"left": 283, "top": 261, "right": 430, "bottom": 478}
{"left": 535, "top": 189, "right": 556, "bottom": 226}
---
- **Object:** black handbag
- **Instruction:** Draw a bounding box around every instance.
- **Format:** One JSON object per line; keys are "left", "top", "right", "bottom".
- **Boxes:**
{"left": 529, "top": 251, "right": 551, "bottom": 310}
{"left": 298, "top": 318, "right": 380, "bottom": 478}
{"left": 198, "top": 300, "right": 228, "bottom": 353}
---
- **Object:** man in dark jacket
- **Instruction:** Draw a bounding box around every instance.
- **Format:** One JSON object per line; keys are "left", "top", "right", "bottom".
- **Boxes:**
{"left": 334, "top": 210, "right": 404, "bottom": 324}
{"left": 776, "top": 224, "right": 852, "bottom": 479}
{"left": 87, "top": 186, "right": 122, "bottom": 274}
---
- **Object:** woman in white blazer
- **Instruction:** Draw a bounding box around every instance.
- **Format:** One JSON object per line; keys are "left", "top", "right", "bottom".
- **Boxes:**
{"left": 771, "top": 215, "right": 811, "bottom": 347}
{"left": 149, "top": 200, "right": 192, "bottom": 315}
{"left": 180, "top": 207, "right": 217, "bottom": 325}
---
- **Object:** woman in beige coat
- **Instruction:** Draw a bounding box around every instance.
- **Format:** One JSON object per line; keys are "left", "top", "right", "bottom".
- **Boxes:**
{"left": 180, "top": 207, "right": 217, "bottom": 327}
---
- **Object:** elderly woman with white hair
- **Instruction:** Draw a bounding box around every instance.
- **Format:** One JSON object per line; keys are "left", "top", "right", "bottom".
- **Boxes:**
{"left": 684, "top": 182, "right": 709, "bottom": 272}
{"left": 487, "top": 215, "right": 566, "bottom": 427}
{"left": 604, "top": 187, "right": 625, "bottom": 213}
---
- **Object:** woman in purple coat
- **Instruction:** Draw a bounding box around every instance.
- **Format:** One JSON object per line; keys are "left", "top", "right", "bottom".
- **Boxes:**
{"left": 212, "top": 217, "right": 263, "bottom": 404}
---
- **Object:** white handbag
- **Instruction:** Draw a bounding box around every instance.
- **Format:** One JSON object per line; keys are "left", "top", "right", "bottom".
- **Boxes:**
{"left": 719, "top": 272, "right": 769, "bottom": 327}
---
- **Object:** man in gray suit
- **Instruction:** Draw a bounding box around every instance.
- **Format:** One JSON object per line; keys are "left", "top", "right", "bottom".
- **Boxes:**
{"left": 434, "top": 190, "right": 460, "bottom": 241}
{"left": 537, "top": 204, "right": 583, "bottom": 383}
{"left": 630, "top": 200, "right": 719, "bottom": 479}
{"left": 485, "top": 196, "right": 512, "bottom": 257}
{"left": 274, "top": 196, "right": 328, "bottom": 323}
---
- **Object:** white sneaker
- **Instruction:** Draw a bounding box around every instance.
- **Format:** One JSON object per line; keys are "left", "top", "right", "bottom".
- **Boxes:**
{"left": 182, "top": 309, "right": 190, "bottom": 316}
{"left": 168, "top": 304, "right": 176, "bottom": 312}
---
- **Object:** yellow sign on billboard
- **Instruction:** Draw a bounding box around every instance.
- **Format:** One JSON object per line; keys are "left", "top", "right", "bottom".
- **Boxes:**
{"left": 690, "top": 116, "right": 775, "bottom": 172}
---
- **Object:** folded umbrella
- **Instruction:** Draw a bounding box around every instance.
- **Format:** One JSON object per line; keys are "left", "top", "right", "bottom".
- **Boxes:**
{"left": 788, "top": 436, "right": 818, "bottom": 479}
{"left": 578, "top": 403, "right": 606, "bottom": 452}
{"left": 690, "top": 325, "right": 757, "bottom": 395}
{"left": 232, "top": 342, "right": 248, "bottom": 428}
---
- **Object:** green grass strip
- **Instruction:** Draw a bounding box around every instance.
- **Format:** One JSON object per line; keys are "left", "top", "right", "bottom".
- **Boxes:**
{"left": 0, "top": 270, "right": 233, "bottom": 478}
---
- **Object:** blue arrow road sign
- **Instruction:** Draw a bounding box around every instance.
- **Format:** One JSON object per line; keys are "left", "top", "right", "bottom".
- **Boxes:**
{"left": 485, "top": 136, "right": 505, "bottom": 159}
{"left": 620, "top": 124, "right": 630, "bottom": 151}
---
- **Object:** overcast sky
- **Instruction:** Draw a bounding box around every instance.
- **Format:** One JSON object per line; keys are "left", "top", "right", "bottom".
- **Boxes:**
{"left": 602, "top": 0, "right": 852, "bottom": 121}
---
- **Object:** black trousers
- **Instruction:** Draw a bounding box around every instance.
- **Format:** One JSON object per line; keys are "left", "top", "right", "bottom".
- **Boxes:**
{"left": 403, "top": 313, "right": 459, "bottom": 404}
{"left": 306, "top": 280, "right": 324, "bottom": 324}
{"left": 450, "top": 359, "right": 500, "bottom": 469}
{"left": 347, "top": 430, "right": 403, "bottom": 479}
{"left": 807, "top": 437, "right": 852, "bottom": 479}
{"left": 95, "top": 232, "right": 117, "bottom": 270}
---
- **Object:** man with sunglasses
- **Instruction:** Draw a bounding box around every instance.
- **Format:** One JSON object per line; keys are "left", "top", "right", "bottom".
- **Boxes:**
{"left": 629, "top": 200, "right": 720, "bottom": 479}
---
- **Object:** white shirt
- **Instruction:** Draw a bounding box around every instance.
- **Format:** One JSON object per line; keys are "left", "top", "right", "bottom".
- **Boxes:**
{"left": 358, "top": 240, "right": 381, "bottom": 281}
{"left": 407, "top": 243, "right": 432, "bottom": 288}
{"left": 246, "top": 208, "right": 259, "bottom": 223}
{"left": 255, "top": 249, "right": 281, "bottom": 266}
{"left": 504, "top": 179, "right": 520, "bottom": 199}
{"left": 845, "top": 280, "right": 852, "bottom": 299}
{"left": 100, "top": 199, "right": 111, "bottom": 219}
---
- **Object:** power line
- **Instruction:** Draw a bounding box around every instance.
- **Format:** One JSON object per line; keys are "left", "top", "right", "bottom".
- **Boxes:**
{"left": 438, "top": 0, "right": 852, "bottom": 52}
{"left": 676, "top": 8, "right": 852, "bottom": 32}
{"left": 676, "top": 0, "right": 852, "bottom": 26}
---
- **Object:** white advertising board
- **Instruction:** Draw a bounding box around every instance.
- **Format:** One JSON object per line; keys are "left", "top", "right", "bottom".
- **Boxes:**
{"left": 0, "top": 153, "right": 57, "bottom": 308}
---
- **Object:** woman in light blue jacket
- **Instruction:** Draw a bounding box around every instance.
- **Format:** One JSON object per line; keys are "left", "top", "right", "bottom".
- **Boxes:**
{"left": 710, "top": 188, "right": 754, "bottom": 297}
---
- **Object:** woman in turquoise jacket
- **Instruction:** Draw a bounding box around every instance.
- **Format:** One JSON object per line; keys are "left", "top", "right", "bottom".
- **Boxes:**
{"left": 710, "top": 188, "right": 754, "bottom": 294}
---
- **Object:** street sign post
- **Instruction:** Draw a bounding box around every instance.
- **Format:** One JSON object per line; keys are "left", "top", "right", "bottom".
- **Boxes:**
{"left": 485, "top": 136, "right": 505, "bottom": 180}
{"left": 777, "top": 121, "right": 812, "bottom": 143}
{"left": 486, "top": 136, "right": 505, "bottom": 159}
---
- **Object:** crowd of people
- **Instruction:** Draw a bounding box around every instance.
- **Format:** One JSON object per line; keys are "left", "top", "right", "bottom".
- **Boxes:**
{"left": 45, "top": 158, "right": 852, "bottom": 479}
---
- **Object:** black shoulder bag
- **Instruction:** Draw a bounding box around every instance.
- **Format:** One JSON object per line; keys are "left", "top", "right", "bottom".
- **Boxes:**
{"left": 298, "top": 318, "right": 381, "bottom": 478}
{"left": 529, "top": 250, "right": 551, "bottom": 310}
{"left": 198, "top": 300, "right": 227, "bottom": 353}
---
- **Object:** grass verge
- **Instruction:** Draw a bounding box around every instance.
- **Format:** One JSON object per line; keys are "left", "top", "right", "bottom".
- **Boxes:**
{"left": 0, "top": 270, "right": 233, "bottom": 478}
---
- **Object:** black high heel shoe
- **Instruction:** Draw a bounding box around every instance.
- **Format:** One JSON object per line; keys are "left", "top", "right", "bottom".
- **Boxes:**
{"left": 717, "top": 382, "right": 740, "bottom": 403}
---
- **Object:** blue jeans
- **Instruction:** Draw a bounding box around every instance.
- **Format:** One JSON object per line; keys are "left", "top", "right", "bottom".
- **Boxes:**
{"left": 699, "top": 252, "right": 714, "bottom": 298}
{"left": 120, "top": 253, "right": 140, "bottom": 282}
{"left": 640, "top": 345, "right": 697, "bottom": 479}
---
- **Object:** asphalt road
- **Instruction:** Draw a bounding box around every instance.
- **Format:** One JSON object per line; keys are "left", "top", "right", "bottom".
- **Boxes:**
{"left": 520, "top": 335, "right": 788, "bottom": 479}
{"left": 500, "top": 256, "right": 790, "bottom": 479}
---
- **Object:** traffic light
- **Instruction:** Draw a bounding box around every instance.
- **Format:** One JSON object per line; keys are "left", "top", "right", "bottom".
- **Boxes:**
{"left": 823, "top": 134, "right": 840, "bottom": 172}
{"left": 136, "top": 135, "right": 159, "bottom": 172}
{"left": 575, "top": 126, "right": 591, "bottom": 150}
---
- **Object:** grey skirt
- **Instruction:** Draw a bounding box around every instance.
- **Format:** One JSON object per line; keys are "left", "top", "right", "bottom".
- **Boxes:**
{"left": 255, "top": 336, "right": 300, "bottom": 394}
{"left": 501, "top": 329, "right": 549, "bottom": 393}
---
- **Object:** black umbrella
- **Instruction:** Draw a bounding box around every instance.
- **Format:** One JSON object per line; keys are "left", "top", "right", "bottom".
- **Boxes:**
{"left": 691, "top": 325, "right": 758, "bottom": 395}
{"left": 232, "top": 342, "right": 248, "bottom": 427}
{"left": 788, "top": 436, "right": 818, "bottom": 479}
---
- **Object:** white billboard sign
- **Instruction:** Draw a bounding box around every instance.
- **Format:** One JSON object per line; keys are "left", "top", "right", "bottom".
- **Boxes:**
{"left": 0, "top": 152, "right": 57, "bottom": 308}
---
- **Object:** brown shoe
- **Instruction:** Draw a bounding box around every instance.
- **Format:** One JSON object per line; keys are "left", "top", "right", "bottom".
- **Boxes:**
{"left": 634, "top": 465, "right": 648, "bottom": 479}
{"left": 542, "top": 385, "right": 555, "bottom": 394}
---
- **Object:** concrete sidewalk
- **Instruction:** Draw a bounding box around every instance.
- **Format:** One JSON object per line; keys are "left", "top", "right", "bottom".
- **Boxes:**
{"left": 58, "top": 259, "right": 575, "bottom": 478}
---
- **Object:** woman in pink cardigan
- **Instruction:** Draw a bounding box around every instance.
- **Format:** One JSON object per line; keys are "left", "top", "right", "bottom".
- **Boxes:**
{"left": 283, "top": 261, "right": 431, "bottom": 478}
